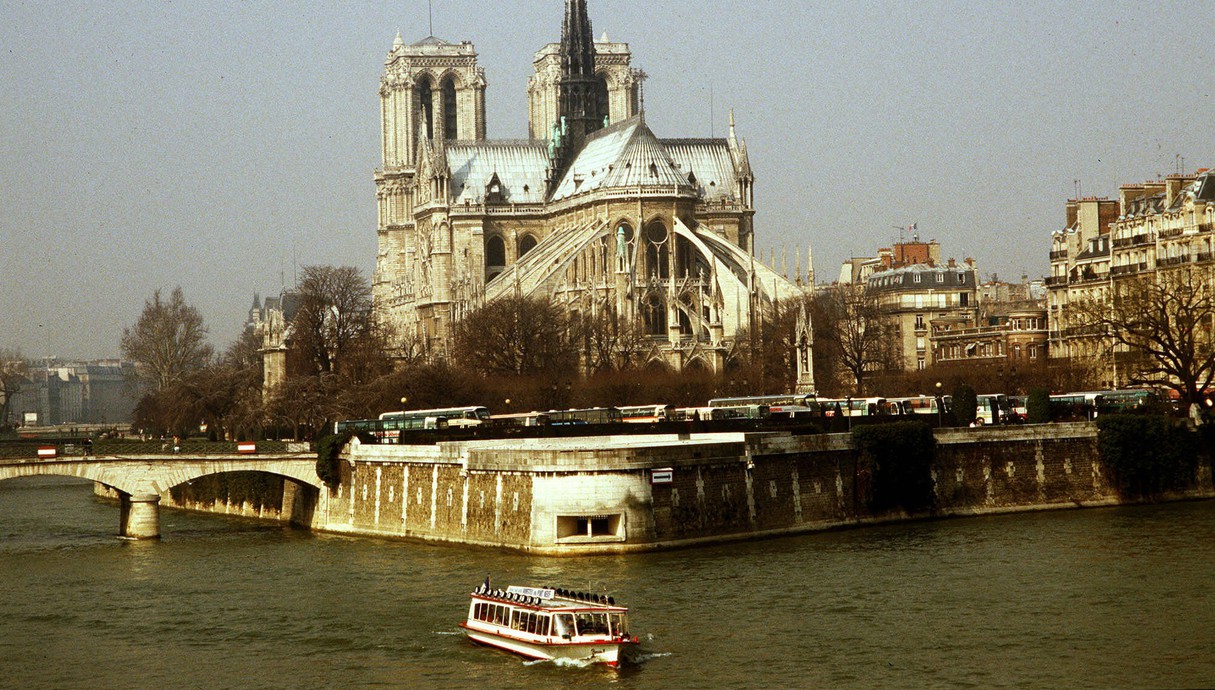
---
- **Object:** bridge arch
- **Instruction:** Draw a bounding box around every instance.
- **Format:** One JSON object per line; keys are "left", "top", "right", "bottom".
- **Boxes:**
{"left": 0, "top": 456, "right": 322, "bottom": 540}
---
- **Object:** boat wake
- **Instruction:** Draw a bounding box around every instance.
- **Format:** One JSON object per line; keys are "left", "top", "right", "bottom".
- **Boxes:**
{"left": 628, "top": 651, "right": 672, "bottom": 665}
{"left": 432, "top": 630, "right": 463, "bottom": 636}
{"left": 523, "top": 657, "right": 596, "bottom": 669}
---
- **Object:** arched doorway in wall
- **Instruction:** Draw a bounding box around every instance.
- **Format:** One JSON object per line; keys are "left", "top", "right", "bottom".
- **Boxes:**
{"left": 441, "top": 76, "right": 458, "bottom": 140}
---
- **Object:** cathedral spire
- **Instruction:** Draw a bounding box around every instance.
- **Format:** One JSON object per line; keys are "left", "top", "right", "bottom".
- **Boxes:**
{"left": 554, "top": 0, "right": 603, "bottom": 178}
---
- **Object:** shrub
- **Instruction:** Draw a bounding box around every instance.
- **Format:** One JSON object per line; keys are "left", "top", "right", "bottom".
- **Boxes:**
{"left": 315, "top": 432, "right": 352, "bottom": 489}
{"left": 853, "top": 421, "right": 936, "bottom": 515}
{"left": 1096, "top": 415, "right": 1199, "bottom": 500}
{"left": 1027, "top": 387, "right": 1051, "bottom": 424}
{"left": 952, "top": 384, "right": 977, "bottom": 426}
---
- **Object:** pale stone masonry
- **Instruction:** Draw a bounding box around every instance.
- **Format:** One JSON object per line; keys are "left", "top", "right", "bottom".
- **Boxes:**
{"left": 371, "top": 1, "right": 811, "bottom": 377}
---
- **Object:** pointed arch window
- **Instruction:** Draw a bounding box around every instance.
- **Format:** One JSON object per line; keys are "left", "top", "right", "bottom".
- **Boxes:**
{"left": 486, "top": 235, "right": 506, "bottom": 269}
{"left": 642, "top": 293, "right": 667, "bottom": 336}
{"left": 518, "top": 234, "right": 538, "bottom": 258}
{"left": 442, "top": 77, "right": 458, "bottom": 140}
{"left": 418, "top": 78, "right": 434, "bottom": 140}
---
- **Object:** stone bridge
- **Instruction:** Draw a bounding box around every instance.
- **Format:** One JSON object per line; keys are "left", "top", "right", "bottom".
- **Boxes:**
{"left": 0, "top": 454, "right": 322, "bottom": 539}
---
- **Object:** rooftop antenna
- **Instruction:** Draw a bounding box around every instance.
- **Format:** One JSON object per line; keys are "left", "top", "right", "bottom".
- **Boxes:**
{"left": 429, "top": 0, "right": 434, "bottom": 36}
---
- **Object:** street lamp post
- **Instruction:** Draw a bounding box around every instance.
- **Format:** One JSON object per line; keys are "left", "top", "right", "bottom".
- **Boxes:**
{"left": 935, "top": 381, "right": 943, "bottom": 427}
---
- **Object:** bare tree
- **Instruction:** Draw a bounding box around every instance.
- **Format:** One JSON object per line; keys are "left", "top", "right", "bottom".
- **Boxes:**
{"left": 452, "top": 295, "right": 578, "bottom": 377}
{"left": 291, "top": 265, "right": 386, "bottom": 381}
{"left": 121, "top": 287, "right": 213, "bottom": 391}
{"left": 0, "top": 349, "right": 29, "bottom": 428}
{"left": 816, "top": 283, "right": 898, "bottom": 395}
{"left": 1071, "top": 267, "right": 1215, "bottom": 414}
{"left": 576, "top": 306, "right": 650, "bottom": 373}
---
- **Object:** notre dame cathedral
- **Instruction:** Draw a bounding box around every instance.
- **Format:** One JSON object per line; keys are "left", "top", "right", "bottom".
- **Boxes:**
{"left": 372, "top": 0, "right": 812, "bottom": 386}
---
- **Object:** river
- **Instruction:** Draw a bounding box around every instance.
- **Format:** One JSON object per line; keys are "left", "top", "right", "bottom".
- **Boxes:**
{"left": 1, "top": 476, "right": 1213, "bottom": 688}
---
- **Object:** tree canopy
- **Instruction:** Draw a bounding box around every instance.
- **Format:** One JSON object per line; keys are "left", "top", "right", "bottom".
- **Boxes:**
{"left": 1072, "top": 267, "right": 1215, "bottom": 413}
{"left": 121, "top": 287, "right": 213, "bottom": 391}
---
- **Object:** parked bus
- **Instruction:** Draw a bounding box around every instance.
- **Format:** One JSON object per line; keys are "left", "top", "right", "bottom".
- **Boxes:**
{"left": 975, "top": 394, "right": 1011, "bottom": 425}
{"left": 676, "top": 404, "right": 770, "bottom": 421}
{"left": 709, "top": 394, "right": 820, "bottom": 418}
{"left": 336, "top": 406, "right": 491, "bottom": 440}
{"left": 619, "top": 404, "right": 676, "bottom": 423}
{"left": 490, "top": 412, "right": 552, "bottom": 427}
{"left": 890, "top": 396, "right": 947, "bottom": 417}
{"left": 1049, "top": 389, "right": 1163, "bottom": 421}
{"left": 546, "top": 408, "right": 623, "bottom": 425}
{"left": 818, "top": 397, "right": 895, "bottom": 417}
{"left": 379, "top": 406, "right": 490, "bottom": 429}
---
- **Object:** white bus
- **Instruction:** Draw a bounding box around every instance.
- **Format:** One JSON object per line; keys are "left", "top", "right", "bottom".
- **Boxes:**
{"left": 618, "top": 404, "right": 676, "bottom": 423}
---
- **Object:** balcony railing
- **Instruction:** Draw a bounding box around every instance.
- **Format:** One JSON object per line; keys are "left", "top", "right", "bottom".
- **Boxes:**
{"left": 1158, "top": 255, "right": 1192, "bottom": 267}
{"left": 1159, "top": 227, "right": 1184, "bottom": 239}
{"left": 1110, "top": 262, "right": 1148, "bottom": 276}
{"left": 1112, "top": 234, "right": 1153, "bottom": 249}
{"left": 1198, "top": 252, "right": 1214, "bottom": 264}
{"left": 1049, "top": 249, "right": 1068, "bottom": 261}
{"left": 1045, "top": 275, "right": 1068, "bottom": 286}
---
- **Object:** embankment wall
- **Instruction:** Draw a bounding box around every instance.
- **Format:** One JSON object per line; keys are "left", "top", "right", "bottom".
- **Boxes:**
{"left": 150, "top": 424, "right": 1215, "bottom": 554}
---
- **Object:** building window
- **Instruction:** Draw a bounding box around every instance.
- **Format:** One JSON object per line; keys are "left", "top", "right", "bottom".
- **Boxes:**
{"left": 936, "top": 273, "right": 944, "bottom": 283}
{"left": 960, "top": 292, "right": 969, "bottom": 306}
{"left": 485, "top": 235, "right": 506, "bottom": 268}
{"left": 518, "top": 234, "right": 538, "bottom": 258}
{"left": 915, "top": 313, "right": 924, "bottom": 329}
{"left": 417, "top": 78, "right": 434, "bottom": 140}
{"left": 441, "top": 77, "right": 458, "bottom": 140}
{"left": 917, "top": 358, "right": 925, "bottom": 370}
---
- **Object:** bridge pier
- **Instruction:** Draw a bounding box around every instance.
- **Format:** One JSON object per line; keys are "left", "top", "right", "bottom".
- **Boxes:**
{"left": 120, "top": 493, "right": 161, "bottom": 539}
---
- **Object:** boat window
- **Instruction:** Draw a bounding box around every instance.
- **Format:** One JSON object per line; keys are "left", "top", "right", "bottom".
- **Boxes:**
{"left": 526, "top": 613, "right": 537, "bottom": 634}
{"left": 539, "top": 615, "right": 550, "bottom": 636}
{"left": 574, "top": 612, "right": 609, "bottom": 636}
{"left": 494, "top": 605, "right": 506, "bottom": 625}
{"left": 610, "top": 613, "right": 627, "bottom": 637}
{"left": 511, "top": 609, "right": 525, "bottom": 630}
{"left": 553, "top": 614, "right": 574, "bottom": 638}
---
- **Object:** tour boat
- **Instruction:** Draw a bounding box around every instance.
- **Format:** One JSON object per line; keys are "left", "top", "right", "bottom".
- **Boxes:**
{"left": 459, "top": 580, "right": 637, "bottom": 667}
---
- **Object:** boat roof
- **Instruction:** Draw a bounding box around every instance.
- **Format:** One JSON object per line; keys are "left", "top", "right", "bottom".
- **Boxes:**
{"left": 470, "top": 585, "right": 627, "bottom": 612}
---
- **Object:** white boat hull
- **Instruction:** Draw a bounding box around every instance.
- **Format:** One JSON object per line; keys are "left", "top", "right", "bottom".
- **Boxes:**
{"left": 461, "top": 625, "right": 626, "bottom": 667}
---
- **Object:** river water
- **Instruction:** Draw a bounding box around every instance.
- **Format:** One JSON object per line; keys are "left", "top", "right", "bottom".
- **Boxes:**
{"left": 2, "top": 476, "right": 1213, "bottom": 689}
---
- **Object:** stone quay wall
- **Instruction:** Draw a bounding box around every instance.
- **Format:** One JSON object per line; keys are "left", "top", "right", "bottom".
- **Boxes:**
{"left": 150, "top": 424, "right": 1215, "bottom": 554}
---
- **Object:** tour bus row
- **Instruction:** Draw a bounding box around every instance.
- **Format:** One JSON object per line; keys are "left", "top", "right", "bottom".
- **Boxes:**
{"left": 332, "top": 389, "right": 1166, "bottom": 439}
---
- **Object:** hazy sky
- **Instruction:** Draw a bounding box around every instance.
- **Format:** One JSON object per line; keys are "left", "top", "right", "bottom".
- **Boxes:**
{"left": 2, "top": 1, "right": 1213, "bottom": 360}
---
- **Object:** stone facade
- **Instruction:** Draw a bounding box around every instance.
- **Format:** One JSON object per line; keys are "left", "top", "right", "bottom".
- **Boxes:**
{"left": 1047, "top": 169, "right": 1215, "bottom": 386}
{"left": 371, "top": 1, "right": 804, "bottom": 373}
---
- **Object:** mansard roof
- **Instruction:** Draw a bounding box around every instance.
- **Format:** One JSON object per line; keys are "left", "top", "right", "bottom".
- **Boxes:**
{"left": 550, "top": 116, "right": 693, "bottom": 201}
{"left": 446, "top": 140, "right": 549, "bottom": 205}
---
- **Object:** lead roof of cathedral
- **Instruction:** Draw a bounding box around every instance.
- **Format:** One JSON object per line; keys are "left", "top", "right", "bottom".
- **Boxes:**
{"left": 550, "top": 116, "right": 694, "bottom": 201}
{"left": 438, "top": 118, "right": 745, "bottom": 205}
{"left": 445, "top": 140, "right": 549, "bottom": 205}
